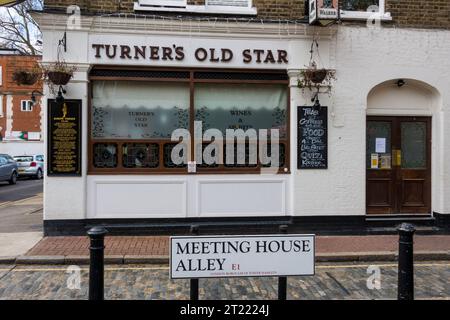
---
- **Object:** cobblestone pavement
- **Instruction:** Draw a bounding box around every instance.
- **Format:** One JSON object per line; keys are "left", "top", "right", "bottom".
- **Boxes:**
{"left": 0, "top": 262, "right": 448, "bottom": 300}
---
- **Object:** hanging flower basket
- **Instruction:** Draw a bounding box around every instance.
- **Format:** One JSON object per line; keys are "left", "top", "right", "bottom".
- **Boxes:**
{"left": 46, "top": 71, "right": 73, "bottom": 85}
{"left": 298, "top": 67, "right": 336, "bottom": 92}
{"left": 305, "top": 68, "right": 328, "bottom": 84}
{"left": 42, "top": 60, "right": 76, "bottom": 87}
{"left": 12, "top": 71, "right": 41, "bottom": 85}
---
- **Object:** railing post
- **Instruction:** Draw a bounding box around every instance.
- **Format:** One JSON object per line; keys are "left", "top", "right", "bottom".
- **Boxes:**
{"left": 88, "top": 227, "right": 107, "bottom": 301}
{"left": 397, "top": 223, "right": 415, "bottom": 300}
{"left": 190, "top": 225, "right": 200, "bottom": 301}
{"left": 278, "top": 224, "right": 289, "bottom": 300}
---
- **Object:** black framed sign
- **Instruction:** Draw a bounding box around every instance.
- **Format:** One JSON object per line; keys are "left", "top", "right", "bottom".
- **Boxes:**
{"left": 47, "top": 99, "right": 82, "bottom": 176}
{"left": 298, "top": 106, "right": 328, "bottom": 169}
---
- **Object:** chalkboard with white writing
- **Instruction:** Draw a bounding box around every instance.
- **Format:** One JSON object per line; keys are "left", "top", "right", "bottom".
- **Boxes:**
{"left": 298, "top": 106, "right": 328, "bottom": 169}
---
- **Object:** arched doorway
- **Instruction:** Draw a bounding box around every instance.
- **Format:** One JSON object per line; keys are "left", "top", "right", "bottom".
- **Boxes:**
{"left": 366, "top": 79, "right": 440, "bottom": 215}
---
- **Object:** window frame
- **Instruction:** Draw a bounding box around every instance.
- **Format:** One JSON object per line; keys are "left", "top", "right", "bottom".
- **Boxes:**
{"left": 21, "top": 100, "right": 33, "bottom": 112}
{"left": 138, "top": 0, "right": 187, "bottom": 8}
{"left": 340, "top": 0, "right": 391, "bottom": 21}
{"left": 133, "top": 0, "right": 257, "bottom": 15}
{"left": 88, "top": 67, "right": 290, "bottom": 175}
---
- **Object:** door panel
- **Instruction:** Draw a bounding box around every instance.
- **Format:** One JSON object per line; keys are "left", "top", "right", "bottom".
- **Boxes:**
{"left": 366, "top": 119, "right": 395, "bottom": 214}
{"left": 398, "top": 119, "right": 431, "bottom": 213}
{"left": 366, "top": 117, "right": 431, "bottom": 215}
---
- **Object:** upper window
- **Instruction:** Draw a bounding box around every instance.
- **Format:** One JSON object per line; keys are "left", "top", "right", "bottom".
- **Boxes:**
{"left": 137, "top": 0, "right": 187, "bottom": 8}
{"left": 340, "top": 0, "right": 390, "bottom": 20}
{"left": 134, "top": 0, "right": 256, "bottom": 15}
{"left": 21, "top": 100, "right": 33, "bottom": 112}
{"left": 206, "top": 0, "right": 251, "bottom": 8}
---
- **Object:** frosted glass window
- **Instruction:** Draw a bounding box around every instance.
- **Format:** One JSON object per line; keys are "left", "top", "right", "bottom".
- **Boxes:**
{"left": 92, "top": 81, "right": 190, "bottom": 139}
{"left": 194, "top": 83, "right": 287, "bottom": 138}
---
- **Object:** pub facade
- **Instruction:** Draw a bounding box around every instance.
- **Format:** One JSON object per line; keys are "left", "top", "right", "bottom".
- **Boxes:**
{"left": 36, "top": 0, "right": 450, "bottom": 235}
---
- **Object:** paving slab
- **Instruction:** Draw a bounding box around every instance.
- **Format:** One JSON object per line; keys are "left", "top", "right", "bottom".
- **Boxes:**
{"left": 0, "top": 232, "right": 42, "bottom": 257}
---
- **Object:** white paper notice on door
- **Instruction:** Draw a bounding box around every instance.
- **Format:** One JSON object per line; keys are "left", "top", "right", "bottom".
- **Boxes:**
{"left": 375, "top": 138, "right": 386, "bottom": 153}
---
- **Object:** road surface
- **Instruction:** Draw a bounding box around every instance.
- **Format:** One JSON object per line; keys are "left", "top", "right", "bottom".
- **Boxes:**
{"left": 0, "top": 262, "right": 448, "bottom": 300}
{"left": 0, "top": 179, "right": 43, "bottom": 203}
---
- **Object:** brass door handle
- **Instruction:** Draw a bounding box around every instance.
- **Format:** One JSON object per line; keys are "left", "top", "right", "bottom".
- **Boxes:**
{"left": 392, "top": 149, "right": 402, "bottom": 167}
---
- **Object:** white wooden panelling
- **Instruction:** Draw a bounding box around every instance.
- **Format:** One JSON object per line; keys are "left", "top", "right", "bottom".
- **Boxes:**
{"left": 196, "top": 179, "right": 287, "bottom": 217}
{"left": 89, "top": 179, "right": 187, "bottom": 218}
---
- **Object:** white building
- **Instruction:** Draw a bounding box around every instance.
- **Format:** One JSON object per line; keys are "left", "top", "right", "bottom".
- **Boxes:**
{"left": 34, "top": 4, "right": 450, "bottom": 236}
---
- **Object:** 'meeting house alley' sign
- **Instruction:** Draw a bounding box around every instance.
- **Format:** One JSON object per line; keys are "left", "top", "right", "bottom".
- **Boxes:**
{"left": 48, "top": 99, "right": 82, "bottom": 176}
{"left": 298, "top": 106, "right": 328, "bottom": 169}
{"left": 170, "top": 235, "right": 315, "bottom": 279}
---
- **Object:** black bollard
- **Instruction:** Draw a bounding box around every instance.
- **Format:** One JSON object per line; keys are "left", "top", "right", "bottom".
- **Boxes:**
{"left": 88, "top": 227, "right": 108, "bottom": 300}
{"left": 397, "top": 223, "right": 415, "bottom": 300}
{"left": 278, "top": 225, "right": 289, "bottom": 300}
{"left": 190, "top": 225, "right": 200, "bottom": 301}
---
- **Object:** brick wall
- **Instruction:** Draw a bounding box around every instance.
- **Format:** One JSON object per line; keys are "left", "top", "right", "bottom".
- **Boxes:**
{"left": 43, "top": 0, "right": 450, "bottom": 29}
{"left": 386, "top": 0, "right": 450, "bottom": 29}
{"left": 0, "top": 55, "right": 42, "bottom": 139}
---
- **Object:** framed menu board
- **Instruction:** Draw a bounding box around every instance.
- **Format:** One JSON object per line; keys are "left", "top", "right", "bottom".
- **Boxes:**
{"left": 298, "top": 106, "right": 328, "bottom": 169}
{"left": 47, "top": 99, "right": 82, "bottom": 176}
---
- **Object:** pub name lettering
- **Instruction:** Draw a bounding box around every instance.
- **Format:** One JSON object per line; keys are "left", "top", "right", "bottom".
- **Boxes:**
{"left": 92, "top": 44, "right": 289, "bottom": 64}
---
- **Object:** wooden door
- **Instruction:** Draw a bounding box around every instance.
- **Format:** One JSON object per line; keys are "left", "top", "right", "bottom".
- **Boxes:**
{"left": 366, "top": 117, "right": 431, "bottom": 215}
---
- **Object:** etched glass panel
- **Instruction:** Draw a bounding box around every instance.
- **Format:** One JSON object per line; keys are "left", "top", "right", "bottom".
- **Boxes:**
{"left": 401, "top": 122, "right": 426, "bottom": 169}
{"left": 93, "top": 143, "right": 118, "bottom": 168}
{"left": 92, "top": 81, "right": 189, "bottom": 139}
{"left": 194, "top": 83, "right": 287, "bottom": 138}
{"left": 366, "top": 121, "right": 391, "bottom": 169}
{"left": 163, "top": 143, "right": 187, "bottom": 168}
{"left": 261, "top": 143, "right": 286, "bottom": 168}
{"left": 122, "top": 143, "right": 159, "bottom": 168}
{"left": 223, "top": 143, "right": 258, "bottom": 168}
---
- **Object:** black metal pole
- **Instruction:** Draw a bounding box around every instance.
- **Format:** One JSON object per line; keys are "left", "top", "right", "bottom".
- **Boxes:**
{"left": 398, "top": 223, "right": 415, "bottom": 300}
{"left": 190, "top": 225, "right": 200, "bottom": 301}
{"left": 88, "top": 227, "right": 108, "bottom": 301}
{"left": 278, "top": 225, "right": 289, "bottom": 300}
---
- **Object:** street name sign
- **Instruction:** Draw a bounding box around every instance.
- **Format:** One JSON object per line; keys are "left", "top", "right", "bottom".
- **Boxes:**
{"left": 170, "top": 235, "right": 315, "bottom": 279}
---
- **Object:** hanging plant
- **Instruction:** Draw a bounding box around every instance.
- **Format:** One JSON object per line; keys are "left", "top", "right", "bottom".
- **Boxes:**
{"left": 298, "top": 38, "right": 337, "bottom": 94}
{"left": 43, "top": 60, "right": 76, "bottom": 86}
{"left": 298, "top": 62, "right": 336, "bottom": 92}
{"left": 12, "top": 64, "right": 42, "bottom": 86}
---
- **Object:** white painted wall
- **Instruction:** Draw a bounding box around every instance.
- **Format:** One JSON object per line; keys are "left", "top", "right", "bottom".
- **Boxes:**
{"left": 37, "top": 13, "right": 450, "bottom": 221}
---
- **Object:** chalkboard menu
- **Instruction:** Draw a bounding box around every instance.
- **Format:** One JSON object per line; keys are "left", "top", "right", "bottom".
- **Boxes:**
{"left": 48, "top": 99, "right": 82, "bottom": 176}
{"left": 298, "top": 106, "right": 328, "bottom": 169}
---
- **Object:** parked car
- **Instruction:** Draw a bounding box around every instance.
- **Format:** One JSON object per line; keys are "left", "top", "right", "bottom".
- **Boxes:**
{"left": 13, "top": 155, "right": 44, "bottom": 179}
{"left": 0, "top": 154, "right": 18, "bottom": 185}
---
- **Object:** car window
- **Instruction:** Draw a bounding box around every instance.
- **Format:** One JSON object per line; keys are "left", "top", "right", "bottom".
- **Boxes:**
{"left": 0, "top": 157, "right": 6, "bottom": 165}
{"left": 14, "top": 156, "right": 33, "bottom": 162}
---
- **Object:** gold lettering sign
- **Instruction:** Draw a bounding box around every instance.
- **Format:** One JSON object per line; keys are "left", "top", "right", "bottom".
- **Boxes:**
{"left": 48, "top": 100, "right": 82, "bottom": 176}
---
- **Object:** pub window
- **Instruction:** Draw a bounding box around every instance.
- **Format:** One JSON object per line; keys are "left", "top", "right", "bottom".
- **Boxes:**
{"left": 92, "top": 81, "right": 189, "bottom": 140}
{"left": 194, "top": 83, "right": 287, "bottom": 169}
{"left": 89, "top": 69, "right": 289, "bottom": 174}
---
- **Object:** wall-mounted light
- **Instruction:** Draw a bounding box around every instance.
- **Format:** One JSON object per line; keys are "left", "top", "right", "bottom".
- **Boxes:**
{"left": 31, "top": 90, "right": 44, "bottom": 105}
{"left": 56, "top": 86, "right": 66, "bottom": 104}
{"left": 397, "top": 79, "right": 406, "bottom": 87}
{"left": 311, "top": 91, "right": 321, "bottom": 110}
